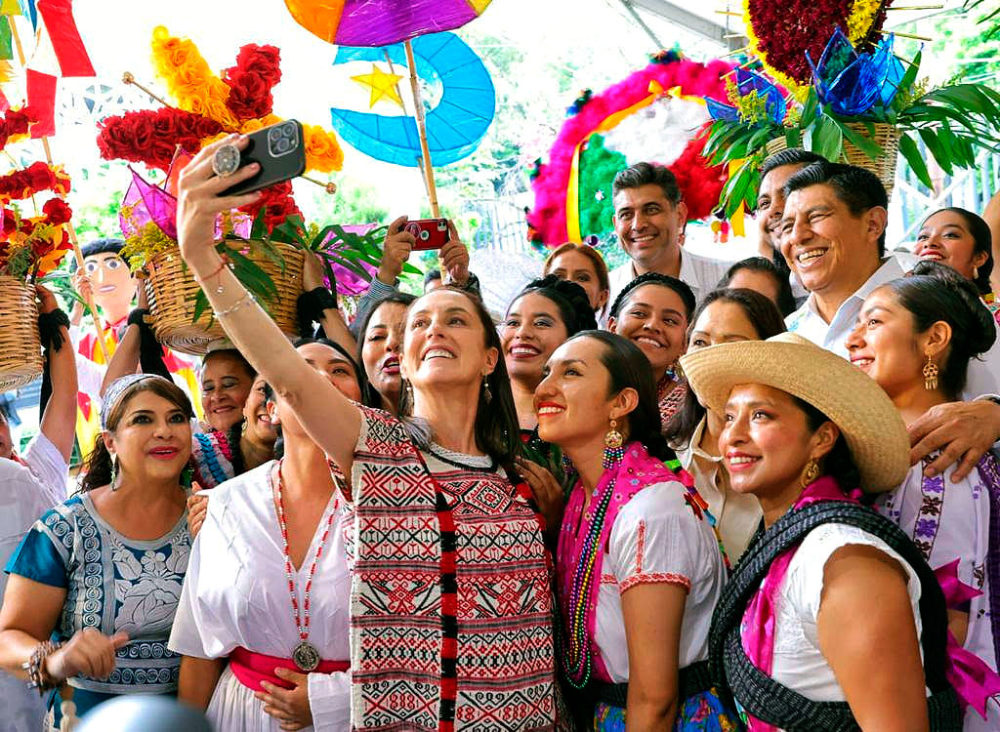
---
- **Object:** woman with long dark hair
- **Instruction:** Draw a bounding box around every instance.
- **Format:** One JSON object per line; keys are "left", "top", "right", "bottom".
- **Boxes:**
{"left": 0, "top": 375, "right": 193, "bottom": 727}
{"left": 173, "top": 134, "right": 560, "bottom": 729}
{"left": 848, "top": 261, "right": 1000, "bottom": 729}
{"left": 501, "top": 275, "right": 596, "bottom": 432}
{"left": 915, "top": 208, "right": 995, "bottom": 313}
{"left": 534, "top": 330, "right": 734, "bottom": 729}
{"left": 543, "top": 242, "right": 612, "bottom": 321}
{"left": 356, "top": 292, "right": 416, "bottom": 414}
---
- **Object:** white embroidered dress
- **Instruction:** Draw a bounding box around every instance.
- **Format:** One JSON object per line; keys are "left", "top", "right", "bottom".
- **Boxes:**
{"left": 879, "top": 458, "right": 1000, "bottom": 730}
{"left": 169, "top": 462, "right": 352, "bottom": 731}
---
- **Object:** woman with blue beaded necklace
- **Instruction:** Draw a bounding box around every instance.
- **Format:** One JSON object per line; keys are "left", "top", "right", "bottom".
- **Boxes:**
{"left": 529, "top": 330, "right": 735, "bottom": 729}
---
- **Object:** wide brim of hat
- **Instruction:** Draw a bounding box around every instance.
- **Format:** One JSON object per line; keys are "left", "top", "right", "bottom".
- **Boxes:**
{"left": 679, "top": 333, "right": 909, "bottom": 493}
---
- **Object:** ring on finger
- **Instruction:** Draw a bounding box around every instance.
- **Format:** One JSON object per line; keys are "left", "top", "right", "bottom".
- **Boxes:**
{"left": 212, "top": 143, "right": 242, "bottom": 178}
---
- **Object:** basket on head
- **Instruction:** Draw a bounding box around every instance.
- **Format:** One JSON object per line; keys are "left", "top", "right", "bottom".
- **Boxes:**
{"left": 0, "top": 277, "right": 43, "bottom": 392}
{"left": 144, "top": 242, "right": 305, "bottom": 356}
{"left": 765, "top": 122, "right": 899, "bottom": 199}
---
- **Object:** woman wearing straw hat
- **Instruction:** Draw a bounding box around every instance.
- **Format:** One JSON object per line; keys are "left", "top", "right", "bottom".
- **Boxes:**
{"left": 682, "top": 334, "right": 963, "bottom": 730}
{"left": 847, "top": 261, "right": 1000, "bottom": 729}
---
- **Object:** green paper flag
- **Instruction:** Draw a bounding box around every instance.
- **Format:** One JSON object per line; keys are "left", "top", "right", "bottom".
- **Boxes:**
{"left": 0, "top": 19, "right": 11, "bottom": 60}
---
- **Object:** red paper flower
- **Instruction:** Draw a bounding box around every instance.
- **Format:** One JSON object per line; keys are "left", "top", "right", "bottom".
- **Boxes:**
{"left": 42, "top": 198, "right": 73, "bottom": 226}
{"left": 223, "top": 44, "right": 282, "bottom": 121}
{"left": 97, "top": 108, "right": 224, "bottom": 171}
{"left": 0, "top": 162, "right": 72, "bottom": 201}
{"left": 0, "top": 108, "right": 36, "bottom": 150}
{"left": 239, "top": 180, "right": 301, "bottom": 232}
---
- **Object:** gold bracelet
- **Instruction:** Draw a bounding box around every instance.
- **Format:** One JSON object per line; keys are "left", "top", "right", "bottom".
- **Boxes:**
{"left": 213, "top": 291, "right": 255, "bottom": 317}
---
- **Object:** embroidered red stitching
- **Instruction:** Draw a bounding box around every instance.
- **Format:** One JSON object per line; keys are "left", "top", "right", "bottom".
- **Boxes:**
{"left": 620, "top": 572, "right": 691, "bottom": 594}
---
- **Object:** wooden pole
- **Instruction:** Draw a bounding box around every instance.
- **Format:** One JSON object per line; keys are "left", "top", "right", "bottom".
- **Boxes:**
{"left": 6, "top": 15, "right": 111, "bottom": 361}
{"left": 383, "top": 49, "right": 430, "bottom": 199}
{"left": 403, "top": 39, "right": 440, "bottom": 218}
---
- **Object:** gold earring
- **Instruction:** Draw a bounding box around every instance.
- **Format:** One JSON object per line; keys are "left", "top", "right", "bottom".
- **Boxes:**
{"left": 800, "top": 459, "right": 820, "bottom": 488}
{"left": 923, "top": 355, "right": 939, "bottom": 391}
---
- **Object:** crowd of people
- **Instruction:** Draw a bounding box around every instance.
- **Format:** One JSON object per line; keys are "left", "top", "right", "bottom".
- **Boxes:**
{"left": 1, "top": 132, "right": 999, "bottom": 732}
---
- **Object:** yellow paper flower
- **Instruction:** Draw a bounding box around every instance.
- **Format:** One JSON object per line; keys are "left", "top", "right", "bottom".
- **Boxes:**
{"left": 846, "top": 0, "right": 884, "bottom": 45}
{"left": 151, "top": 26, "right": 241, "bottom": 130}
{"left": 303, "top": 124, "right": 344, "bottom": 174}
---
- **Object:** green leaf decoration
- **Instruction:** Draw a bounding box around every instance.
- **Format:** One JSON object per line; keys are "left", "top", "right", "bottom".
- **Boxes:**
{"left": 899, "top": 134, "right": 933, "bottom": 189}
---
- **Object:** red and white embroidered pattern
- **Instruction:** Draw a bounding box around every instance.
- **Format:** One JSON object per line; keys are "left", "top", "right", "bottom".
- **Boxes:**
{"left": 619, "top": 520, "right": 692, "bottom": 593}
{"left": 350, "top": 407, "right": 556, "bottom": 731}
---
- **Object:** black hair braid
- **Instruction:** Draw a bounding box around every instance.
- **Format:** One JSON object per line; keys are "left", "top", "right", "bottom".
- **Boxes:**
{"left": 513, "top": 274, "right": 598, "bottom": 334}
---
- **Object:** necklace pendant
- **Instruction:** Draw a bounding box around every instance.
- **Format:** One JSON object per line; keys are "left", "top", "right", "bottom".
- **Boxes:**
{"left": 292, "top": 640, "right": 321, "bottom": 672}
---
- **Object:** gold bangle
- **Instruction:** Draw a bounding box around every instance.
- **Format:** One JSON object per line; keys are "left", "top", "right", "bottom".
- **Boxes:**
{"left": 213, "top": 291, "right": 255, "bottom": 317}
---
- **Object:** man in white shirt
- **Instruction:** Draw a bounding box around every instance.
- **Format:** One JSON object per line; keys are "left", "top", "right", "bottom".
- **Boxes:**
{"left": 0, "top": 286, "right": 77, "bottom": 732}
{"left": 778, "top": 160, "right": 1000, "bottom": 480}
{"left": 607, "top": 162, "right": 731, "bottom": 308}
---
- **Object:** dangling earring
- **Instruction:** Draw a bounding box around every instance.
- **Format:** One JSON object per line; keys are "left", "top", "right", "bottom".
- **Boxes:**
{"left": 482, "top": 374, "right": 492, "bottom": 404}
{"left": 923, "top": 355, "right": 939, "bottom": 391}
{"left": 110, "top": 454, "right": 120, "bottom": 491}
{"left": 800, "top": 458, "right": 820, "bottom": 488}
{"left": 602, "top": 419, "right": 624, "bottom": 470}
{"left": 404, "top": 379, "right": 414, "bottom": 404}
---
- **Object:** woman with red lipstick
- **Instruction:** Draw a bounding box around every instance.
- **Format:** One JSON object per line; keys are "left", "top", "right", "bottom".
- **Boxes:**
{"left": 847, "top": 262, "right": 1000, "bottom": 729}
{"left": 915, "top": 208, "right": 998, "bottom": 323}
{"left": 174, "top": 135, "right": 561, "bottom": 730}
{"left": 501, "top": 275, "right": 597, "bottom": 432}
{"left": 682, "top": 334, "right": 964, "bottom": 730}
{"left": 199, "top": 347, "right": 256, "bottom": 433}
{"left": 356, "top": 292, "right": 415, "bottom": 414}
{"left": 0, "top": 374, "right": 194, "bottom": 727}
{"left": 172, "top": 339, "right": 377, "bottom": 731}
{"left": 608, "top": 273, "right": 695, "bottom": 427}
{"left": 535, "top": 330, "right": 733, "bottom": 729}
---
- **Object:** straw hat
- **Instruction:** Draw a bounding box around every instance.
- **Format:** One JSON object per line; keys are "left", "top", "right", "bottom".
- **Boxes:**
{"left": 679, "top": 333, "right": 909, "bottom": 493}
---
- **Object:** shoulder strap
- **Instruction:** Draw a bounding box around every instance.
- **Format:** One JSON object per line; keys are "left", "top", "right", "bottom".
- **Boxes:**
{"left": 710, "top": 501, "right": 952, "bottom": 696}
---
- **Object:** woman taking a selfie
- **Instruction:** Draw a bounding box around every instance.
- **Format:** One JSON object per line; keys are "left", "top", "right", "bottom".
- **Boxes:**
{"left": 173, "top": 134, "right": 560, "bottom": 730}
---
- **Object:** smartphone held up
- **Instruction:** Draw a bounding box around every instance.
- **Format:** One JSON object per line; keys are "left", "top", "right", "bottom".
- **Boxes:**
{"left": 405, "top": 219, "right": 451, "bottom": 251}
{"left": 219, "top": 120, "right": 306, "bottom": 196}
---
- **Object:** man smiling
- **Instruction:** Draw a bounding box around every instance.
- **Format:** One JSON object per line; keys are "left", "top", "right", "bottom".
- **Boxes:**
{"left": 780, "top": 160, "right": 1000, "bottom": 481}
{"left": 608, "top": 162, "right": 730, "bottom": 306}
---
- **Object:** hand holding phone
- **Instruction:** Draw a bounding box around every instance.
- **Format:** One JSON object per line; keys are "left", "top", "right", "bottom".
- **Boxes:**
{"left": 219, "top": 120, "right": 306, "bottom": 197}
{"left": 405, "top": 219, "right": 451, "bottom": 251}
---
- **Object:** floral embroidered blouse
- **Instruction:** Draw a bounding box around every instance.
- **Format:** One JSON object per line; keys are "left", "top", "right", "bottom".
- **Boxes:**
{"left": 5, "top": 493, "right": 190, "bottom": 719}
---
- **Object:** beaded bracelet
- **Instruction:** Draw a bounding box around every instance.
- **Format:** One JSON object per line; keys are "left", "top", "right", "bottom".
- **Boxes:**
{"left": 23, "top": 640, "right": 62, "bottom": 694}
{"left": 213, "top": 290, "right": 255, "bottom": 318}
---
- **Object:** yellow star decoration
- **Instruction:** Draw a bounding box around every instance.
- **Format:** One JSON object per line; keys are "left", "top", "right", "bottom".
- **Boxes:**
{"left": 351, "top": 64, "right": 405, "bottom": 109}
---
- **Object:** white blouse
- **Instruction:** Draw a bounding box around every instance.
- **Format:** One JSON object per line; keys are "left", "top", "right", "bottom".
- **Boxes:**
{"left": 770, "top": 523, "right": 923, "bottom": 702}
{"left": 169, "top": 462, "right": 352, "bottom": 731}
{"left": 594, "top": 481, "right": 726, "bottom": 682}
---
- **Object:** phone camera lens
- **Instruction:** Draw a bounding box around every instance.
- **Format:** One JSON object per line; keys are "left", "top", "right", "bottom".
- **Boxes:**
{"left": 275, "top": 137, "right": 291, "bottom": 154}
{"left": 268, "top": 127, "right": 283, "bottom": 143}
{"left": 420, "top": 230, "right": 430, "bottom": 241}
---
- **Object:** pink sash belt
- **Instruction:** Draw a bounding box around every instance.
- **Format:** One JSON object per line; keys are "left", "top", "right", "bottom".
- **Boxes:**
{"left": 229, "top": 647, "right": 349, "bottom": 691}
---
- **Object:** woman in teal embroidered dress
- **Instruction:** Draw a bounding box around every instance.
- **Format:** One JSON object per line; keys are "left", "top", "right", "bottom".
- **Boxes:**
{"left": 0, "top": 375, "right": 194, "bottom": 727}
{"left": 525, "top": 329, "right": 738, "bottom": 730}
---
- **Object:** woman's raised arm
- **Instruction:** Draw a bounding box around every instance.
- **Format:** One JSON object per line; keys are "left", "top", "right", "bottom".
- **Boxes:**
{"left": 176, "top": 135, "right": 360, "bottom": 472}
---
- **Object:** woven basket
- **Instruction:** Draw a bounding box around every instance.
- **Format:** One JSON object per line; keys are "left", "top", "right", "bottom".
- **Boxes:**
{"left": 0, "top": 277, "right": 43, "bottom": 392}
{"left": 144, "top": 242, "right": 305, "bottom": 356}
{"left": 765, "top": 122, "right": 900, "bottom": 198}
